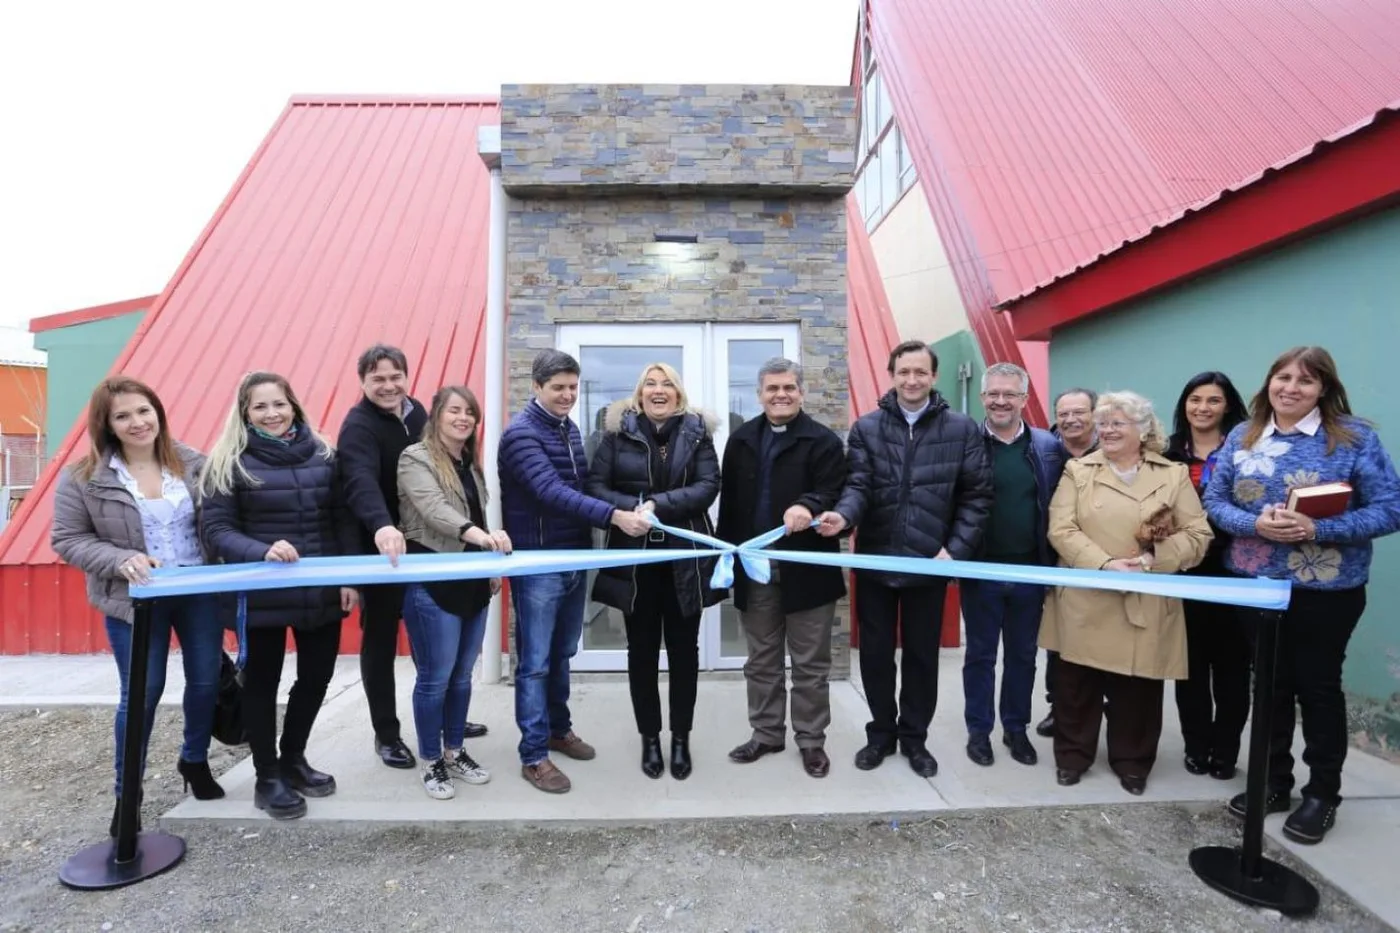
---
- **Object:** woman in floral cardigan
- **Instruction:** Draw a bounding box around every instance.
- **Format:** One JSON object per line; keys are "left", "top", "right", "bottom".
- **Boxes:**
{"left": 1204, "top": 346, "right": 1400, "bottom": 845}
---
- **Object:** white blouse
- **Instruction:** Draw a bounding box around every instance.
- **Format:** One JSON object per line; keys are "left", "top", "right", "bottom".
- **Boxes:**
{"left": 110, "top": 454, "right": 204, "bottom": 568}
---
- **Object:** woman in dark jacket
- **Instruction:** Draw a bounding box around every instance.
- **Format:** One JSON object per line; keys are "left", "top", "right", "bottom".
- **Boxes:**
{"left": 52, "top": 376, "right": 225, "bottom": 837}
{"left": 1164, "top": 371, "right": 1250, "bottom": 779}
{"left": 201, "top": 372, "right": 359, "bottom": 820}
{"left": 585, "top": 363, "right": 722, "bottom": 780}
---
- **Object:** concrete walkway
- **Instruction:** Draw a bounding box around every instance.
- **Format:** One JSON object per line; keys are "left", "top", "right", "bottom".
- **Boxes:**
{"left": 3, "top": 650, "right": 1398, "bottom": 926}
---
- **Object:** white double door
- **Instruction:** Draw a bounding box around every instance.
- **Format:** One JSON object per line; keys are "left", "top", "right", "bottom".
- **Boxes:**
{"left": 556, "top": 322, "right": 801, "bottom": 672}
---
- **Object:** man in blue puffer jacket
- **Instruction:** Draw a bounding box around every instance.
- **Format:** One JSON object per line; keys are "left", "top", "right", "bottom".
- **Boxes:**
{"left": 499, "top": 350, "right": 652, "bottom": 794}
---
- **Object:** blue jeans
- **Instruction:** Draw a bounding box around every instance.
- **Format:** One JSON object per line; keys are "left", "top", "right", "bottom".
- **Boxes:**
{"left": 104, "top": 594, "right": 222, "bottom": 796}
{"left": 402, "top": 583, "right": 489, "bottom": 762}
{"left": 510, "top": 570, "right": 587, "bottom": 765}
{"left": 961, "top": 579, "right": 1046, "bottom": 737}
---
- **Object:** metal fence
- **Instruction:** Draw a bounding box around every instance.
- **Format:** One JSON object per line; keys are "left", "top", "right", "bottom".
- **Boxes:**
{"left": 0, "top": 433, "right": 45, "bottom": 532}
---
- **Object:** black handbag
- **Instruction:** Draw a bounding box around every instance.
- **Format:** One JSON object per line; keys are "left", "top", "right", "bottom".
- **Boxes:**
{"left": 211, "top": 651, "right": 247, "bottom": 746}
{"left": 211, "top": 593, "right": 249, "bottom": 746}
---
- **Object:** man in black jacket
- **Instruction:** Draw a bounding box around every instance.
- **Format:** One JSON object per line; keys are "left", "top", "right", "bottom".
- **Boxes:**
{"left": 337, "top": 344, "right": 432, "bottom": 770}
{"left": 818, "top": 340, "right": 993, "bottom": 777}
{"left": 717, "top": 358, "right": 847, "bottom": 779}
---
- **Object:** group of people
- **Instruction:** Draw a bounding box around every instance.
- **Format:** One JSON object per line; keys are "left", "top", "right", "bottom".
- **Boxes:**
{"left": 51, "top": 338, "right": 1399, "bottom": 847}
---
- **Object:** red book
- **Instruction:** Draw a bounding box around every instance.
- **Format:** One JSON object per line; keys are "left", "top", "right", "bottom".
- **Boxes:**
{"left": 1286, "top": 482, "right": 1352, "bottom": 519}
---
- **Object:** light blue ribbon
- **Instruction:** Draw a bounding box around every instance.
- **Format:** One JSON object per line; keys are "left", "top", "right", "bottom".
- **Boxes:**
{"left": 131, "top": 519, "right": 1291, "bottom": 611}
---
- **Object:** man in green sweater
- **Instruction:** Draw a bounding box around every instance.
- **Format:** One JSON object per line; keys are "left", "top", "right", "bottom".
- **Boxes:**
{"left": 961, "top": 363, "right": 1066, "bottom": 767}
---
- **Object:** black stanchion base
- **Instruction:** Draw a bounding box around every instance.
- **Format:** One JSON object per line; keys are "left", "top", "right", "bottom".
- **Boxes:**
{"left": 58, "top": 832, "right": 186, "bottom": 891}
{"left": 1189, "top": 846, "right": 1319, "bottom": 917}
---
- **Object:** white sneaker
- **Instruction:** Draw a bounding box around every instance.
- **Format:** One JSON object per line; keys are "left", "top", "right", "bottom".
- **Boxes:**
{"left": 449, "top": 748, "right": 491, "bottom": 785}
{"left": 422, "top": 758, "right": 455, "bottom": 800}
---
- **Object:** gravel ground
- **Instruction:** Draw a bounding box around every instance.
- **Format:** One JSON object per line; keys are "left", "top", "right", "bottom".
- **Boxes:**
{"left": 0, "top": 708, "right": 1390, "bottom": 933}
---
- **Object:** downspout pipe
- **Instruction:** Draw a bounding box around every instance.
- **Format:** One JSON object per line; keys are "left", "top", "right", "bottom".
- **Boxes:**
{"left": 478, "top": 125, "right": 507, "bottom": 684}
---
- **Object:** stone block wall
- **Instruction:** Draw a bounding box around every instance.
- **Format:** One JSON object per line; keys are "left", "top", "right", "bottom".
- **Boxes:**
{"left": 501, "top": 84, "right": 856, "bottom": 195}
{"left": 505, "top": 197, "right": 848, "bottom": 430}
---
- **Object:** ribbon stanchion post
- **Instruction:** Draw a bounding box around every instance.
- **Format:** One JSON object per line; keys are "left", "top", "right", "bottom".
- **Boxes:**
{"left": 58, "top": 598, "right": 187, "bottom": 890}
{"left": 1188, "top": 610, "right": 1318, "bottom": 917}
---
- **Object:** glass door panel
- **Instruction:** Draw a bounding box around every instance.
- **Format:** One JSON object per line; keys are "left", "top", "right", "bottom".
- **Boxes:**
{"left": 705, "top": 324, "right": 801, "bottom": 669}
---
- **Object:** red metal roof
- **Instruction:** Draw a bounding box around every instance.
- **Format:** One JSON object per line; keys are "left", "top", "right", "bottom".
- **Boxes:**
{"left": 870, "top": 0, "right": 1400, "bottom": 415}
{"left": 846, "top": 196, "right": 901, "bottom": 418}
{"left": 1, "top": 97, "right": 500, "bottom": 571}
{"left": 29, "top": 295, "right": 158, "bottom": 333}
{"left": 1001, "top": 100, "right": 1400, "bottom": 323}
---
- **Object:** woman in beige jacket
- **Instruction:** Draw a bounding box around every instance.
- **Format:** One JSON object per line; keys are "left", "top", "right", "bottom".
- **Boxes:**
{"left": 1041, "top": 391, "right": 1212, "bottom": 795}
{"left": 397, "top": 385, "right": 511, "bottom": 801}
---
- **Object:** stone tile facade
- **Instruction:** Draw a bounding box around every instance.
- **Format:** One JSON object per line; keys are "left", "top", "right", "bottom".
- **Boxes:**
{"left": 501, "top": 84, "right": 856, "bottom": 195}
{"left": 506, "top": 197, "right": 849, "bottom": 430}
{"left": 503, "top": 84, "right": 856, "bottom": 678}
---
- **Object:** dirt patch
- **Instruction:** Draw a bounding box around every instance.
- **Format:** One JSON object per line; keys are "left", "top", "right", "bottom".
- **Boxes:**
{"left": 0, "top": 708, "right": 1389, "bottom": 933}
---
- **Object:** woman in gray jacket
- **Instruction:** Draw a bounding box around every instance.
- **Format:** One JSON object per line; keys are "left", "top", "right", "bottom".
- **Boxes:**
{"left": 397, "top": 385, "right": 511, "bottom": 801}
{"left": 51, "top": 376, "right": 226, "bottom": 836}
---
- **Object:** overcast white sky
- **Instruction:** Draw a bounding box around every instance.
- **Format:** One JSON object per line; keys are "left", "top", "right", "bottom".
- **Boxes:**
{"left": 0, "top": 0, "right": 856, "bottom": 334}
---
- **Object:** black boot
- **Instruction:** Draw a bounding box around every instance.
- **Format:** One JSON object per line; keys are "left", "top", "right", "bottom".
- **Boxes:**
{"left": 253, "top": 776, "right": 307, "bottom": 820}
{"left": 670, "top": 733, "right": 692, "bottom": 781}
{"left": 640, "top": 735, "right": 664, "bottom": 779}
{"left": 280, "top": 754, "right": 337, "bottom": 798}
{"left": 177, "top": 758, "right": 226, "bottom": 800}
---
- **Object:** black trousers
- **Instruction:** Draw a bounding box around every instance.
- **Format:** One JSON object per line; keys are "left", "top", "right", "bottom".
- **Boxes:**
{"left": 855, "top": 573, "right": 947, "bottom": 747}
{"left": 1044, "top": 650, "right": 1059, "bottom": 705}
{"left": 1256, "top": 586, "right": 1366, "bottom": 805}
{"left": 1174, "top": 597, "right": 1251, "bottom": 766}
{"left": 1054, "top": 658, "right": 1164, "bottom": 778}
{"left": 243, "top": 623, "right": 341, "bottom": 778}
{"left": 359, "top": 584, "right": 406, "bottom": 742}
{"left": 624, "top": 564, "right": 701, "bottom": 736}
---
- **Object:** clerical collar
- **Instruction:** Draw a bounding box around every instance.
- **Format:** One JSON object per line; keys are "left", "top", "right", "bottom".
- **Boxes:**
{"left": 766, "top": 421, "right": 789, "bottom": 433}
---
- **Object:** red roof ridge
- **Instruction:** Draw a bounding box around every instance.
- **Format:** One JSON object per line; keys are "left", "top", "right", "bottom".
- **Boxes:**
{"left": 288, "top": 94, "right": 500, "bottom": 107}
{"left": 29, "top": 295, "right": 158, "bottom": 333}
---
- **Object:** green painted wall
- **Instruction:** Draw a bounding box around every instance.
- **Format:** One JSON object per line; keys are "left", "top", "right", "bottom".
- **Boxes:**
{"left": 930, "top": 329, "right": 987, "bottom": 422}
{"left": 1049, "top": 205, "right": 1400, "bottom": 755}
{"left": 32, "top": 311, "right": 145, "bottom": 458}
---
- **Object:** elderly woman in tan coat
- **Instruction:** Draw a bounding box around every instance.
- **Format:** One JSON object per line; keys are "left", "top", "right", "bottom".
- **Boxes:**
{"left": 1041, "top": 390, "right": 1212, "bottom": 795}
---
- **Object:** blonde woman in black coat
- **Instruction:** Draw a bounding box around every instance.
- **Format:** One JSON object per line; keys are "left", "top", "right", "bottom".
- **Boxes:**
{"left": 202, "top": 372, "right": 359, "bottom": 820}
{"left": 585, "top": 363, "right": 722, "bottom": 780}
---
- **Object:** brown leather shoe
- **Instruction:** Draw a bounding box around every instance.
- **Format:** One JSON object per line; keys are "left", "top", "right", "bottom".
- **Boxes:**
{"left": 801, "top": 747, "right": 830, "bottom": 778}
{"left": 548, "top": 732, "right": 596, "bottom": 761}
{"left": 521, "top": 759, "right": 571, "bottom": 794}
{"left": 728, "top": 739, "right": 785, "bottom": 763}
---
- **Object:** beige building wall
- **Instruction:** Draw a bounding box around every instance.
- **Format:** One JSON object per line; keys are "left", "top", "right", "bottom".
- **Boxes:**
{"left": 868, "top": 183, "right": 970, "bottom": 344}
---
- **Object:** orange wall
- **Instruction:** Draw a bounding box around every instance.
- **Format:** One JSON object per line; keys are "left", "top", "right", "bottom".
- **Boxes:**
{"left": 0, "top": 365, "right": 45, "bottom": 433}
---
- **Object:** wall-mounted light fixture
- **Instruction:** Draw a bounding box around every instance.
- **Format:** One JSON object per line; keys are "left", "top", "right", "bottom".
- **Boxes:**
{"left": 653, "top": 233, "right": 699, "bottom": 244}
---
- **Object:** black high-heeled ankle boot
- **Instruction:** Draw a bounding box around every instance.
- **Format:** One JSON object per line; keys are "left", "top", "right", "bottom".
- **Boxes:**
{"left": 670, "top": 733, "right": 692, "bottom": 781}
{"left": 253, "top": 776, "right": 307, "bottom": 820}
{"left": 640, "top": 735, "right": 664, "bottom": 779}
{"left": 177, "top": 758, "right": 226, "bottom": 800}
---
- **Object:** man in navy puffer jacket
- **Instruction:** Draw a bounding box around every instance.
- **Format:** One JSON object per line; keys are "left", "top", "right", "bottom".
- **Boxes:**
{"left": 499, "top": 350, "right": 652, "bottom": 794}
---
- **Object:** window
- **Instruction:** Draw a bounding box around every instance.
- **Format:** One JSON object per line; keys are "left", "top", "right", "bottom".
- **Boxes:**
{"left": 854, "top": 15, "right": 917, "bottom": 230}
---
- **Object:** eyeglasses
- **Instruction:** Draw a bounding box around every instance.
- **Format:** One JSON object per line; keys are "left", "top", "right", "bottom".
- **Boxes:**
{"left": 1095, "top": 420, "right": 1134, "bottom": 432}
{"left": 1057, "top": 408, "right": 1090, "bottom": 419}
{"left": 982, "top": 391, "right": 1026, "bottom": 401}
